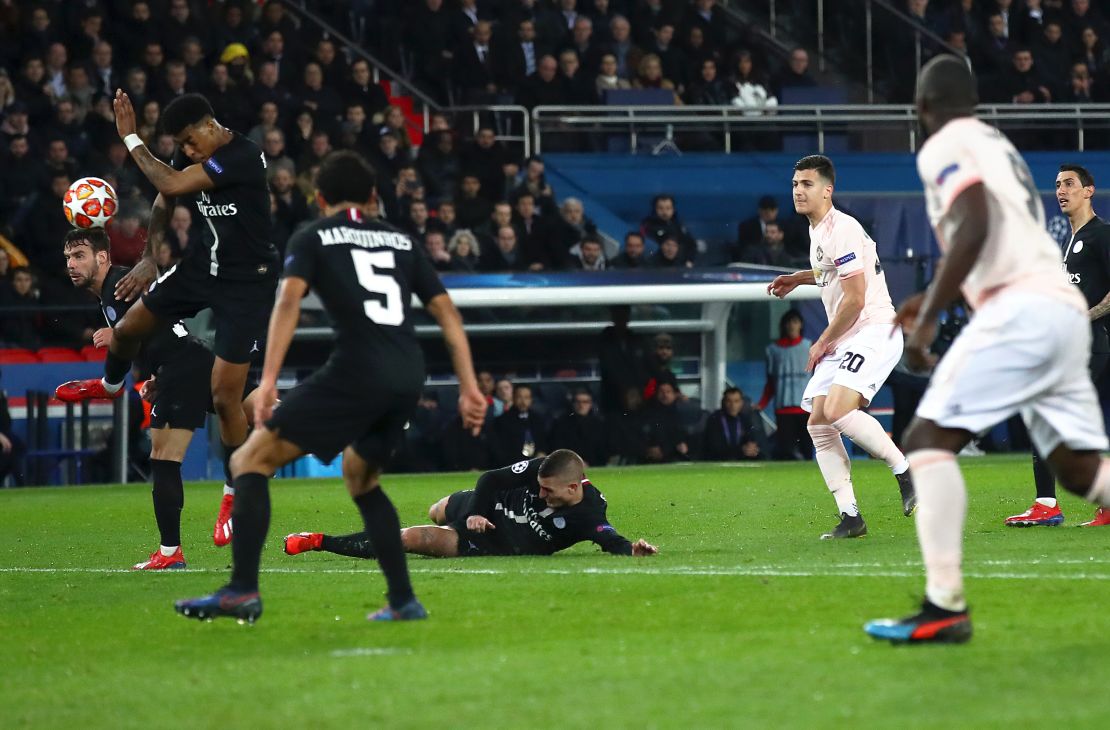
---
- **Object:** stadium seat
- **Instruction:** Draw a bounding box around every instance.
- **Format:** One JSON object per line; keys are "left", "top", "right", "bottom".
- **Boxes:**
{"left": 80, "top": 345, "right": 107, "bottom": 362}
{"left": 0, "top": 348, "right": 40, "bottom": 364}
{"left": 36, "top": 347, "right": 85, "bottom": 363}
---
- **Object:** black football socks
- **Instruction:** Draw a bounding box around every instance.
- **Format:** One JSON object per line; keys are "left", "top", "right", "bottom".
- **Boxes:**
{"left": 321, "top": 531, "right": 377, "bottom": 559}
{"left": 228, "top": 472, "right": 270, "bottom": 593}
{"left": 353, "top": 488, "right": 415, "bottom": 609}
{"left": 150, "top": 459, "right": 184, "bottom": 547}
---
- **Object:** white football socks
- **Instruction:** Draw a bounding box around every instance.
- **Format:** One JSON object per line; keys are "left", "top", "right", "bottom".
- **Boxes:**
{"left": 223, "top": 484, "right": 235, "bottom": 497}
{"left": 909, "top": 449, "right": 967, "bottom": 612}
{"left": 100, "top": 378, "right": 122, "bottom": 394}
{"left": 832, "top": 410, "right": 909, "bottom": 474}
{"left": 159, "top": 545, "right": 179, "bottom": 556}
{"left": 809, "top": 424, "right": 859, "bottom": 516}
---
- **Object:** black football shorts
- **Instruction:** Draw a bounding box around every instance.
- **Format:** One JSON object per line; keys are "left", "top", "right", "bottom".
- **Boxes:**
{"left": 149, "top": 345, "right": 215, "bottom": 431}
{"left": 142, "top": 263, "right": 275, "bottom": 364}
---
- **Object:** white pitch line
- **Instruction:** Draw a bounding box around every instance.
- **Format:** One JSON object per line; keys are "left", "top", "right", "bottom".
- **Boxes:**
{"left": 1, "top": 565, "right": 1109, "bottom": 580}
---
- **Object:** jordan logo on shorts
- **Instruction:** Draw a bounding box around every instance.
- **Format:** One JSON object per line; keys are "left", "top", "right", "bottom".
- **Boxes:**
{"left": 250, "top": 340, "right": 260, "bottom": 353}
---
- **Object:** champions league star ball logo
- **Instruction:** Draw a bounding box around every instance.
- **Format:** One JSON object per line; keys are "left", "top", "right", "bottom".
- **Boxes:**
{"left": 1047, "top": 215, "right": 1071, "bottom": 247}
{"left": 511, "top": 460, "right": 529, "bottom": 474}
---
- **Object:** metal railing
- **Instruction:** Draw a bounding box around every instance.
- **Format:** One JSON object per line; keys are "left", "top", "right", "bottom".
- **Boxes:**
{"left": 531, "top": 104, "right": 1110, "bottom": 155}
{"left": 445, "top": 106, "right": 531, "bottom": 158}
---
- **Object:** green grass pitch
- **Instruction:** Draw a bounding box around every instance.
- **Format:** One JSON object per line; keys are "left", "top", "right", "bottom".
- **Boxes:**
{"left": 3, "top": 455, "right": 1108, "bottom": 728}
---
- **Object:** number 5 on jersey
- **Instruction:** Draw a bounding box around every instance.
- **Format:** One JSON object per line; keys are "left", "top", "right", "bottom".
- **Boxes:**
{"left": 351, "top": 249, "right": 404, "bottom": 326}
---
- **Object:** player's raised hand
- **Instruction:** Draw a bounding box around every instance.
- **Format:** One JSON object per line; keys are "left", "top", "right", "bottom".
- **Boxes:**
{"left": 113, "top": 89, "right": 136, "bottom": 139}
{"left": 458, "top": 384, "right": 488, "bottom": 435}
{"left": 92, "top": 327, "right": 114, "bottom": 349}
{"left": 466, "top": 515, "right": 495, "bottom": 533}
{"left": 631, "top": 539, "right": 658, "bottom": 557}
{"left": 253, "top": 380, "right": 279, "bottom": 427}
{"left": 768, "top": 273, "right": 799, "bottom": 299}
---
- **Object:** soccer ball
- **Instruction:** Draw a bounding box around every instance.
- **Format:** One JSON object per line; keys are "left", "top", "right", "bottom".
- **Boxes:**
{"left": 63, "top": 176, "right": 118, "bottom": 229}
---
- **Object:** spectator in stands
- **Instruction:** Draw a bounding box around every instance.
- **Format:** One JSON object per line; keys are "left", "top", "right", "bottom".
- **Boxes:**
{"left": 645, "top": 23, "right": 686, "bottom": 93}
{"left": 774, "top": 47, "right": 816, "bottom": 99}
{"left": 517, "top": 54, "right": 569, "bottom": 109}
{"left": 337, "top": 103, "right": 375, "bottom": 159}
{"left": 462, "top": 127, "right": 509, "bottom": 202}
{"left": 262, "top": 128, "right": 295, "bottom": 171}
{"left": 25, "top": 172, "right": 71, "bottom": 282}
{"left": 650, "top": 236, "right": 692, "bottom": 268}
{"left": 408, "top": 0, "right": 454, "bottom": 99}
{"left": 982, "top": 12, "right": 1018, "bottom": 77}
{"left": 683, "top": 26, "right": 718, "bottom": 84}
{"left": 448, "top": 229, "right": 481, "bottom": 271}
{"left": 492, "top": 383, "right": 548, "bottom": 464}
{"left": 0, "top": 267, "right": 42, "bottom": 349}
{"left": 1077, "top": 25, "right": 1110, "bottom": 76}
{"left": 608, "top": 15, "right": 641, "bottom": 81}
{"left": 598, "top": 305, "right": 648, "bottom": 418}
{"left": 512, "top": 191, "right": 553, "bottom": 261}
{"left": 0, "top": 249, "right": 9, "bottom": 285}
{"left": 455, "top": 20, "right": 501, "bottom": 103}
{"left": 999, "top": 46, "right": 1053, "bottom": 104}
{"left": 206, "top": 63, "right": 253, "bottom": 134}
{"left": 476, "top": 200, "right": 515, "bottom": 246}
{"left": 106, "top": 207, "right": 148, "bottom": 268}
{"left": 455, "top": 174, "right": 494, "bottom": 229}
{"left": 1, "top": 100, "right": 36, "bottom": 153}
{"left": 343, "top": 59, "right": 389, "bottom": 120}
{"left": 1062, "top": 61, "right": 1096, "bottom": 101}
{"left": 643, "top": 331, "right": 680, "bottom": 397}
{"left": 757, "top": 310, "right": 813, "bottom": 460}
{"left": 559, "top": 49, "right": 599, "bottom": 104}
{"left": 570, "top": 234, "right": 607, "bottom": 270}
{"left": 552, "top": 197, "right": 598, "bottom": 259}
{"left": 643, "top": 381, "right": 689, "bottom": 463}
{"left": 158, "top": 60, "right": 189, "bottom": 108}
{"left": 735, "top": 221, "right": 797, "bottom": 267}
{"left": 271, "top": 166, "right": 310, "bottom": 248}
{"left": 513, "top": 156, "right": 558, "bottom": 217}
{"left": 736, "top": 195, "right": 779, "bottom": 251}
{"left": 248, "top": 102, "right": 281, "bottom": 147}
{"left": 596, "top": 53, "right": 633, "bottom": 97}
{"left": 250, "top": 61, "right": 294, "bottom": 119}
{"left": 403, "top": 199, "right": 437, "bottom": 243}
{"left": 686, "top": 0, "right": 728, "bottom": 51}
{"left": 633, "top": 53, "right": 682, "bottom": 104}
{"left": 730, "top": 50, "right": 778, "bottom": 115}
{"left": 14, "top": 58, "right": 51, "bottom": 127}
{"left": 1034, "top": 20, "right": 1072, "bottom": 86}
{"left": 565, "top": 16, "right": 605, "bottom": 77}
{"left": 167, "top": 204, "right": 199, "bottom": 260}
{"left": 480, "top": 225, "right": 532, "bottom": 272}
{"left": 419, "top": 131, "right": 460, "bottom": 207}
{"left": 501, "top": 19, "right": 545, "bottom": 91}
{"left": 137, "top": 99, "right": 161, "bottom": 144}
{"left": 367, "top": 128, "right": 405, "bottom": 184}
{"left": 703, "top": 387, "right": 763, "bottom": 461}
{"left": 686, "top": 59, "right": 730, "bottom": 105}
{"left": 1066, "top": 0, "right": 1109, "bottom": 45}
{"left": 313, "top": 39, "right": 343, "bottom": 89}
{"left": 549, "top": 389, "right": 609, "bottom": 467}
{"left": 297, "top": 62, "right": 343, "bottom": 123}
{"left": 641, "top": 194, "right": 696, "bottom": 260}
{"left": 493, "top": 377, "right": 514, "bottom": 416}
{"left": 424, "top": 231, "right": 453, "bottom": 272}
{"left": 0, "top": 135, "right": 44, "bottom": 226}
{"left": 610, "top": 231, "right": 648, "bottom": 269}
{"left": 437, "top": 200, "right": 459, "bottom": 236}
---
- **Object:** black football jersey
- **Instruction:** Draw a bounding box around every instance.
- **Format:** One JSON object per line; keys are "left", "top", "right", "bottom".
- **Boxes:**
{"left": 172, "top": 133, "right": 278, "bottom": 281}
{"left": 1063, "top": 215, "right": 1110, "bottom": 352}
{"left": 469, "top": 458, "right": 634, "bottom": 556}
{"left": 282, "top": 207, "right": 446, "bottom": 378}
{"left": 99, "top": 266, "right": 210, "bottom": 373}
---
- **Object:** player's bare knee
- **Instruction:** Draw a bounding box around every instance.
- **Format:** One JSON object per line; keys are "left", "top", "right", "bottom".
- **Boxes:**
{"left": 429, "top": 497, "right": 448, "bottom": 524}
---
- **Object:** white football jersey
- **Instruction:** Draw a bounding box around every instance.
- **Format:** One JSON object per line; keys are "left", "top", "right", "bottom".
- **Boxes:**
{"left": 916, "top": 117, "right": 1083, "bottom": 312}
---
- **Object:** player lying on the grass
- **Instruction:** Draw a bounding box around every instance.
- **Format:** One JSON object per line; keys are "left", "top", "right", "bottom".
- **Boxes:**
{"left": 283, "top": 450, "right": 658, "bottom": 559}
{"left": 174, "top": 151, "right": 487, "bottom": 625}
{"left": 1004, "top": 163, "right": 1110, "bottom": 528}
{"left": 62, "top": 227, "right": 261, "bottom": 570}
{"left": 768, "top": 155, "right": 916, "bottom": 540}
{"left": 865, "top": 56, "right": 1110, "bottom": 645}
{"left": 56, "top": 92, "right": 280, "bottom": 547}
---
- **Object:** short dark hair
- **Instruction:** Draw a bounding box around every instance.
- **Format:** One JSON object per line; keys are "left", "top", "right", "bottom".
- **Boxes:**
{"left": 1060, "top": 163, "right": 1095, "bottom": 188}
{"left": 779, "top": 309, "right": 804, "bottom": 338}
{"left": 652, "top": 193, "right": 674, "bottom": 208}
{"left": 161, "top": 93, "right": 214, "bottom": 135}
{"left": 538, "top": 449, "right": 585, "bottom": 481}
{"left": 624, "top": 230, "right": 644, "bottom": 243}
{"left": 794, "top": 154, "right": 835, "bottom": 185}
{"left": 581, "top": 234, "right": 603, "bottom": 248}
{"left": 63, "top": 226, "right": 110, "bottom": 254}
{"left": 512, "top": 383, "right": 531, "bottom": 395}
{"left": 758, "top": 195, "right": 778, "bottom": 210}
{"left": 316, "top": 150, "right": 377, "bottom": 206}
{"left": 721, "top": 385, "right": 743, "bottom": 407}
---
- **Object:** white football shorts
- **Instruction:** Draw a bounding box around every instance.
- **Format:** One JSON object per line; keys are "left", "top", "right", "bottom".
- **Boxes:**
{"left": 801, "top": 323, "right": 904, "bottom": 412}
{"left": 916, "top": 291, "right": 1108, "bottom": 456}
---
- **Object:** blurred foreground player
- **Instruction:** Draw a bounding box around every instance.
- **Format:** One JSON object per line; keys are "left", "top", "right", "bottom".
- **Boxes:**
{"left": 866, "top": 57, "right": 1110, "bottom": 644}
{"left": 1004, "top": 164, "right": 1110, "bottom": 527}
{"left": 768, "top": 156, "right": 915, "bottom": 540}
{"left": 175, "top": 151, "right": 487, "bottom": 624}
{"left": 283, "top": 450, "right": 658, "bottom": 559}
{"left": 56, "top": 92, "right": 279, "bottom": 545}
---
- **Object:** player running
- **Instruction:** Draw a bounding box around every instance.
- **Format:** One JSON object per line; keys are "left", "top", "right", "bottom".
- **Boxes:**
{"left": 174, "top": 151, "right": 487, "bottom": 624}
{"left": 62, "top": 227, "right": 250, "bottom": 569}
{"left": 865, "top": 56, "right": 1110, "bottom": 645}
{"left": 1004, "top": 164, "right": 1110, "bottom": 527}
{"left": 768, "top": 155, "right": 915, "bottom": 540}
{"left": 283, "top": 450, "right": 658, "bottom": 559}
{"left": 55, "top": 92, "right": 278, "bottom": 546}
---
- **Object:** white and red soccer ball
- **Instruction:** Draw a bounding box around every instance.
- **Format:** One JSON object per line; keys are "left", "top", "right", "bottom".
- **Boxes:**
{"left": 63, "top": 176, "right": 118, "bottom": 229}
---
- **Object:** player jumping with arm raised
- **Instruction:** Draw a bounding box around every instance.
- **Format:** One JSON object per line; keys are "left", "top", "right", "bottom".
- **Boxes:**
{"left": 56, "top": 92, "right": 278, "bottom": 546}
{"left": 866, "top": 56, "right": 1110, "bottom": 644}
{"left": 768, "top": 156, "right": 916, "bottom": 540}
{"left": 283, "top": 450, "right": 658, "bottom": 559}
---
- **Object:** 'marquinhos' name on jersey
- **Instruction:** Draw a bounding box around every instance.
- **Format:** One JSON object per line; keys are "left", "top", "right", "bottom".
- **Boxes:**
{"left": 318, "top": 226, "right": 412, "bottom": 251}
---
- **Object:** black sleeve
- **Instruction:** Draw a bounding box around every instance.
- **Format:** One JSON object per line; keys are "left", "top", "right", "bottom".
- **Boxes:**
{"left": 1098, "top": 226, "right": 1110, "bottom": 282}
{"left": 468, "top": 458, "right": 542, "bottom": 517}
{"left": 282, "top": 228, "right": 318, "bottom": 286}
{"left": 410, "top": 241, "right": 448, "bottom": 306}
{"left": 588, "top": 508, "right": 634, "bottom": 556}
{"left": 200, "top": 137, "right": 266, "bottom": 189}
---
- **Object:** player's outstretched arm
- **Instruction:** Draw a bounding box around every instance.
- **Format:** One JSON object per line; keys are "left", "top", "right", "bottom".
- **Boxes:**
{"left": 253, "top": 276, "right": 307, "bottom": 426}
{"left": 114, "top": 90, "right": 214, "bottom": 198}
{"left": 426, "top": 293, "right": 487, "bottom": 431}
{"left": 767, "top": 269, "right": 817, "bottom": 299}
{"left": 897, "top": 182, "right": 988, "bottom": 370}
{"left": 114, "top": 193, "right": 173, "bottom": 301}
